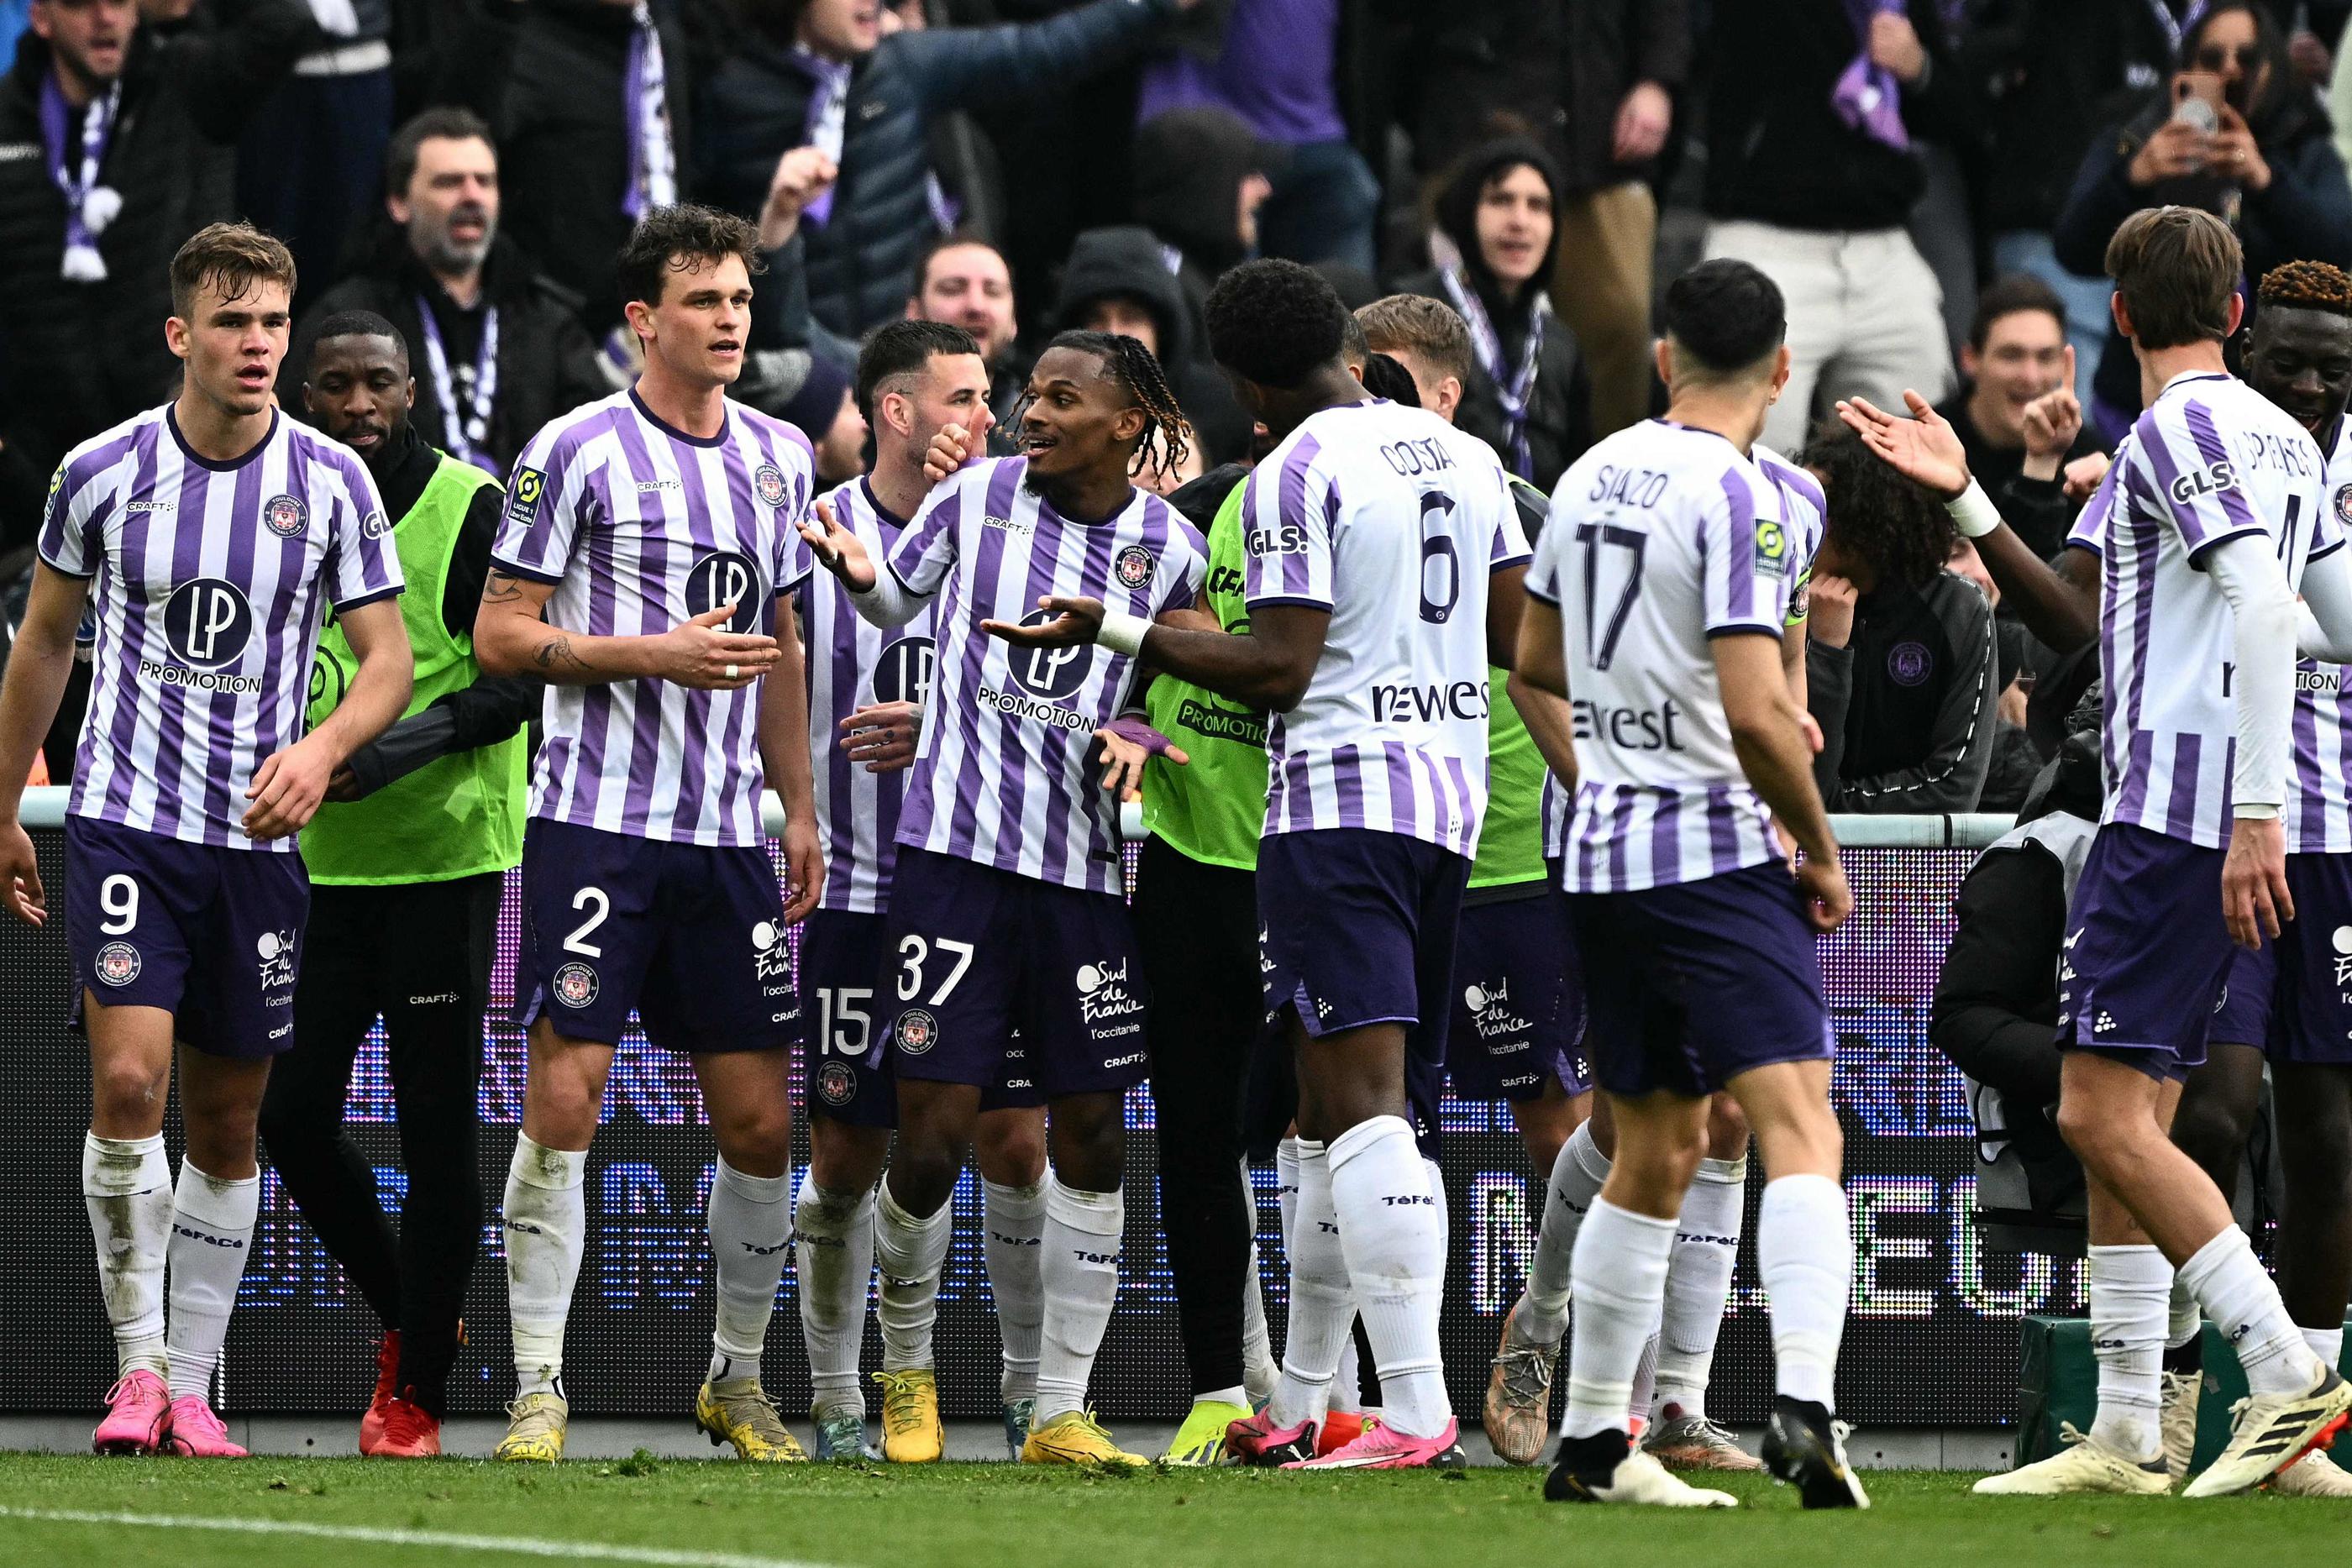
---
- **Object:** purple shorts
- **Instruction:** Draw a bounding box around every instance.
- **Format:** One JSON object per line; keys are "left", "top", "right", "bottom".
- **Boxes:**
{"left": 1257, "top": 829, "right": 1471, "bottom": 1067}
{"left": 64, "top": 815, "right": 310, "bottom": 1059}
{"left": 877, "top": 847, "right": 1148, "bottom": 1099}
{"left": 2211, "top": 938, "right": 2276, "bottom": 1051}
{"left": 1567, "top": 863, "right": 1832, "bottom": 1099}
{"left": 800, "top": 909, "right": 1044, "bottom": 1125}
{"left": 2268, "top": 853, "right": 2352, "bottom": 1067}
{"left": 514, "top": 818, "right": 798, "bottom": 1054}
{"left": 1446, "top": 888, "right": 1591, "bottom": 1102}
{"left": 2058, "top": 823, "right": 2231, "bottom": 1081}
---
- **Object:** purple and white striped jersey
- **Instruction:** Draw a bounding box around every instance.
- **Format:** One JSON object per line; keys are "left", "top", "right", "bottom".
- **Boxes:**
{"left": 492, "top": 389, "right": 816, "bottom": 847}
{"left": 2286, "top": 417, "right": 2352, "bottom": 852}
{"left": 881, "top": 457, "right": 1204, "bottom": 895}
{"left": 1532, "top": 420, "right": 1796, "bottom": 893}
{"left": 799, "top": 478, "right": 937, "bottom": 912}
{"left": 1244, "top": 401, "right": 1530, "bottom": 856}
{"left": 2066, "top": 372, "right": 2333, "bottom": 849}
{"left": 39, "top": 406, "right": 402, "bottom": 852}
{"left": 1540, "top": 438, "right": 1823, "bottom": 862}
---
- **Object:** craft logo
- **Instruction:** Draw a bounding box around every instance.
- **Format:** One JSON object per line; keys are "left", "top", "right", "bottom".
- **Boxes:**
{"left": 95, "top": 941, "right": 140, "bottom": 987}
{"left": 264, "top": 494, "right": 307, "bottom": 538}
{"left": 554, "top": 962, "right": 600, "bottom": 1009}
{"left": 896, "top": 1007, "right": 939, "bottom": 1056}
{"left": 1114, "top": 545, "right": 1156, "bottom": 590}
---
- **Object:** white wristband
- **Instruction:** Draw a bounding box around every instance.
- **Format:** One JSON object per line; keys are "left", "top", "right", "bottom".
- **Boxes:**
{"left": 1098, "top": 609, "right": 1151, "bottom": 658}
{"left": 1946, "top": 478, "right": 2003, "bottom": 540}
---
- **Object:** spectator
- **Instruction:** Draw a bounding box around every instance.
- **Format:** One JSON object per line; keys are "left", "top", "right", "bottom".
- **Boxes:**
{"left": 1395, "top": 136, "right": 1592, "bottom": 491}
{"left": 1702, "top": 0, "right": 1968, "bottom": 453}
{"left": 770, "top": 347, "right": 864, "bottom": 483}
{"left": 2055, "top": 0, "right": 2352, "bottom": 438}
{"left": 1137, "top": 0, "right": 1386, "bottom": 273}
{"left": 235, "top": 0, "right": 394, "bottom": 293}
{"left": 1050, "top": 223, "right": 1242, "bottom": 474}
{"left": 906, "top": 229, "right": 1022, "bottom": 434}
{"left": 430, "top": 0, "right": 690, "bottom": 338}
{"left": 1130, "top": 103, "right": 1273, "bottom": 354}
{"left": 695, "top": 0, "right": 1185, "bottom": 343}
{"left": 286, "top": 108, "right": 611, "bottom": 480}
{"left": 1803, "top": 422, "right": 1998, "bottom": 813}
{"left": 0, "top": 0, "right": 314, "bottom": 551}
{"left": 1935, "top": 274, "right": 2102, "bottom": 560}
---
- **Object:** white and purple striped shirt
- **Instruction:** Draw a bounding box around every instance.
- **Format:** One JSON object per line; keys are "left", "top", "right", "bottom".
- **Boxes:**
{"left": 39, "top": 405, "right": 402, "bottom": 852}
{"left": 1540, "top": 438, "right": 1822, "bottom": 863}
{"left": 2066, "top": 371, "right": 2333, "bottom": 849}
{"left": 2286, "top": 417, "right": 2352, "bottom": 853}
{"left": 1244, "top": 401, "right": 1530, "bottom": 857}
{"left": 800, "top": 478, "right": 937, "bottom": 912}
{"left": 1532, "top": 420, "right": 1795, "bottom": 893}
{"left": 492, "top": 389, "right": 816, "bottom": 847}
{"left": 879, "top": 457, "right": 1204, "bottom": 895}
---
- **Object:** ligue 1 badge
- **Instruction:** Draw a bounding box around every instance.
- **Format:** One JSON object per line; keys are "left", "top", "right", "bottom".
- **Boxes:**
{"left": 95, "top": 941, "right": 141, "bottom": 987}
{"left": 1114, "top": 545, "right": 1156, "bottom": 590}
{"left": 895, "top": 1006, "right": 939, "bottom": 1056}
{"left": 754, "top": 464, "right": 790, "bottom": 511}
{"left": 264, "top": 493, "right": 308, "bottom": 538}
{"left": 553, "top": 961, "right": 600, "bottom": 1009}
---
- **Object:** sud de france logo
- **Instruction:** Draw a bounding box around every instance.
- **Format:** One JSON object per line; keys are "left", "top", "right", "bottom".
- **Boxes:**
{"left": 255, "top": 929, "right": 297, "bottom": 989}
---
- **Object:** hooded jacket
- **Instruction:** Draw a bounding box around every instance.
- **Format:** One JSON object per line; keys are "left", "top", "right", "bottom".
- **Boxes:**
{"left": 1050, "top": 223, "right": 1250, "bottom": 464}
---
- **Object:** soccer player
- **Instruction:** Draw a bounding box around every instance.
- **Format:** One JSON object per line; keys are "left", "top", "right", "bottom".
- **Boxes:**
{"left": 474, "top": 205, "right": 825, "bottom": 1464}
{"left": 257, "top": 312, "right": 536, "bottom": 1459}
{"left": 0, "top": 223, "right": 413, "bottom": 1457}
{"left": 1514, "top": 258, "right": 1866, "bottom": 1509}
{"left": 799, "top": 331, "right": 1205, "bottom": 1467}
{"left": 791, "top": 318, "right": 1051, "bottom": 1464}
{"left": 1842, "top": 249, "right": 2352, "bottom": 1498}
{"left": 989, "top": 260, "right": 1531, "bottom": 1469}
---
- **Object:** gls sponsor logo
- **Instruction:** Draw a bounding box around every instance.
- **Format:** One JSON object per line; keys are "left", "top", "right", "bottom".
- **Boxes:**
{"left": 1572, "top": 696, "right": 1685, "bottom": 752}
{"left": 1247, "top": 523, "right": 1310, "bottom": 557}
{"left": 1372, "top": 680, "right": 1488, "bottom": 723}
{"left": 2170, "top": 459, "right": 2237, "bottom": 506}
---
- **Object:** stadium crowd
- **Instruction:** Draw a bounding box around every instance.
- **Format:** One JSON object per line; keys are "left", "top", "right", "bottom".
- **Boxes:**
{"left": 9, "top": 0, "right": 2352, "bottom": 1509}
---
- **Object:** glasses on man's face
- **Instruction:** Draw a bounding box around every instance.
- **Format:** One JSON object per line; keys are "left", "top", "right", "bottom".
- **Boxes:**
{"left": 2193, "top": 44, "right": 2261, "bottom": 71}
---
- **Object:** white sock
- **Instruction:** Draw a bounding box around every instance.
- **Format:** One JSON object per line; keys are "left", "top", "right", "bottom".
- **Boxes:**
{"left": 1328, "top": 1117, "right": 1449, "bottom": 1439}
{"left": 1562, "top": 1198, "right": 1675, "bottom": 1438}
{"left": 706, "top": 1156, "right": 792, "bottom": 1385}
{"left": 2167, "top": 1276, "right": 2202, "bottom": 1350}
{"left": 504, "top": 1135, "right": 586, "bottom": 1398}
{"left": 794, "top": 1180, "right": 874, "bottom": 1419}
{"left": 2180, "top": 1227, "right": 2326, "bottom": 1396}
{"left": 874, "top": 1182, "right": 952, "bottom": 1373}
{"left": 1274, "top": 1137, "right": 1302, "bottom": 1253}
{"left": 83, "top": 1132, "right": 170, "bottom": 1381}
{"left": 1630, "top": 1329, "right": 1662, "bottom": 1428}
{"left": 1331, "top": 1324, "right": 1364, "bottom": 1415}
{"left": 1269, "top": 1140, "right": 1352, "bottom": 1429}
{"left": 2304, "top": 1325, "right": 2344, "bottom": 1371}
{"left": 1034, "top": 1174, "right": 1122, "bottom": 1425}
{"left": 164, "top": 1162, "right": 260, "bottom": 1404}
{"left": 1242, "top": 1239, "right": 1278, "bottom": 1404}
{"left": 2086, "top": 1243, "right": 2171, "bottom": 1462}
{"left": 1756, "top": 1174, "right": 1851, "bottom": 1412}
{"left": 1521, "top": 1118, "right": 1609, "bottom": 1346}
{"left": 1654, "top": 1155, "right": 1744, "bottom": 1421}
{"left": 984, "top": 1178, "right": 1046, "bottom": 1405}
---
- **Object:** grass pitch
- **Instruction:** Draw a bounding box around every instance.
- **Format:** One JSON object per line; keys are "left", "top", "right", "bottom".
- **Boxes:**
{"left": 2, "top": 1454, "right": 2345, "bottom": 1568}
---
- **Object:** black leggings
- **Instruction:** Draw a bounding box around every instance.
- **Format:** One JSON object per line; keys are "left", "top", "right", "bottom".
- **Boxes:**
{"left": 1135, "top": 836, "right": 1265, "bottom": 1398}
{"left": 259, "top": 873, "right": 498, "bottom": 1416}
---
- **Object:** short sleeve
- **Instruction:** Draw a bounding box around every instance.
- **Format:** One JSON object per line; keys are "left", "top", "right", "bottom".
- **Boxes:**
{"left": 768, "top": 426, "right": 818, "bottom": 596}
{"left": 36, "top": 457, "right": 99, "bottom": 579}
{"left": 1242, "top": 432, "right": 1335, "bottom": 611}
{"left": 1702, "top": 465, "right": 1790, "bottom": 637}
{"left": 492, "top": 423, "right": 589, "bottom": 584}
{"left": 2137, "top": 401, "right": 2266, "bottom": 563}
{"left": 325, "top": 454, "right": 405, "bottom": 611}
{"left": 2308, "top": 472, "right": 2344, "bottom": 564}
{"left": 1152, "top": 517, "right": 1209, "bottom": 619}
{"left": 1488, "top": 468, "right": 1532, "bottom": 572}
{"left": 1524, "top": 503, "right": 1565, "bottom": 606}
{"left": 887, "top": 467, "right": 968, "bottom": 598}
{"left": 2066, "top": 458, "right": 2120, "bottom": 558}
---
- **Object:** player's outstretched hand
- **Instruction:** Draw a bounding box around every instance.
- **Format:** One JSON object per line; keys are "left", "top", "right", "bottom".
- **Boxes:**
{"left": 2063, "top": 450, "right": 2112, "bottom": 506}
{"left": 243, "top": 737, "right": 334, "bottom": 841}
{"left": 657, "top": 604, "right": 779, "bottom": 690}
{"left": 782, "top": 811, "right": 824, "bottom": 923}
{"left": 1093, "top": 716, "right": 1188, "bottom": 802}
{"left": 984, "top": 595, "right": 1105, "bottom": 648}
{"left": 1796, "top": 852, "right": 1853, "bottom": 933}
{"left": 2223, "top": 814, "right": 2294, "bottom": 949}
{"left": 1835, "top": 391, "right": 1971, "bottom": 501}
{"left": 797, "top": 497, "right": 877, "bottom": 592}
{"left": 922, "top": 422, "right": 978, "bottom": 485}
{"left": 843, "top": 700, "right": 921, "bottom": 774}
{"left": 0, "top": 821, "right": 45, "bottom": 926}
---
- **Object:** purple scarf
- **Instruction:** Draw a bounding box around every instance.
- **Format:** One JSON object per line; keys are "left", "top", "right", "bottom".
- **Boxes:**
{"left": 1833, "top": 0, "right": 1911, "bottom": 152}
{"left": 622, "top": 3, "right": 676, "bottom": 221}
{"left": 38, "top": 73, "right": 121, "bottom": 281}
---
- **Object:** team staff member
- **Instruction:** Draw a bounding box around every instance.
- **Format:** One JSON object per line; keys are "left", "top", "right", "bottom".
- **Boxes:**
{"left": 260, "top": 311, "right": 537, "bottom": 1461}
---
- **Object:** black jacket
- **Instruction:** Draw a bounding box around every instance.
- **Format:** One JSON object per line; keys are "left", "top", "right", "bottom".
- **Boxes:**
{"left": 695, "top": 0, "right": 1175, "bottom": 340}
{"left": 1702, "top": 0, "right": 1971, "bottom": 232}
{"left": 1935, "top": 390, "right": 2103, "bottom": 560}
{"left": 0, "top": 5, "right": 316, "bottom": 549}
{"left": 290, "top": 233, "right": 612, "bottom": 480}
{"left": 1051, "top": 224, "right": 1251, "bottom": 466}
{"left": 1394, "top": 265, "right": 1593, "bottom": 495}
{"left": 429, "top": 0, "right": 694, "bottom": 337}
{"left": 1808, "top": 569, "right": 1999, "bottom": 812}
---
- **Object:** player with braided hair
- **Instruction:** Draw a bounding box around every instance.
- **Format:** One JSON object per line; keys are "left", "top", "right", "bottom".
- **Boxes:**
{"left": 1005, "top": 330, "right": 1195, "bottom": 487}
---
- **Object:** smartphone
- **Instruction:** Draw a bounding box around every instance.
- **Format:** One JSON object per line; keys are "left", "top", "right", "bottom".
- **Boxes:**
{"left": 2172, "top": 71, "right": 2226, "bottom": 130}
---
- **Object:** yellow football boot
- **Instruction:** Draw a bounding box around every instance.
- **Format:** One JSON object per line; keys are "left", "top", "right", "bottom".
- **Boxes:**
{"left": 696, "top": 1377, "right": 809, "bottom": 1461}
{"left": 874, "top": 1368, "right": 944, "bottom": 1463}
{"left": 1022, "top": 1408, "right": 1147, "bottom": 1469}
{"left": 494, "top": 1391, "right": 568, "bottom": 1462}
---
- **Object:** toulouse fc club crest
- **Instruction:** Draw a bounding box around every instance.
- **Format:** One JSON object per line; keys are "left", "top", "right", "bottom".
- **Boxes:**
{"left": 264, "top": 494, "right": 307, "bottom": 538}
{"left": 2335, "top": 485, "right": 2352, "bottom": 528}
{"left": 1887, "top": 641, "right": 1933, "bottom": 688}
{"left": 1114, "top": 545, "right": 1156, "bottom": 590}
{"left": 896, "top": 1007, "right": 938, "bottom": 1055}
{"left": 754, "top": 464, "right": 790, "bottom": 511}
{"left": 94, "top": 941, "right": 141, "bottom": 987}
{"left": 553, "top": 962, "right": 600, "bottom": 1009}
{"left": 816, "top": 1062, "right": 857, "bottom": 1106}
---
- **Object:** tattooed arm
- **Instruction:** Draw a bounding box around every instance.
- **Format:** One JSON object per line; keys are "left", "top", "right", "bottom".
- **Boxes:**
{"left": 473, "top": 569, "right": 783, "bottom": 689}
